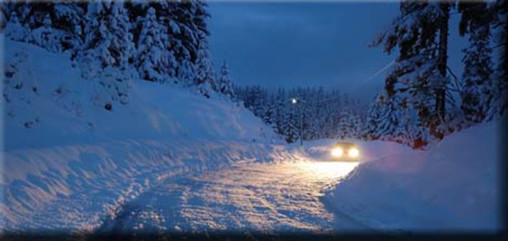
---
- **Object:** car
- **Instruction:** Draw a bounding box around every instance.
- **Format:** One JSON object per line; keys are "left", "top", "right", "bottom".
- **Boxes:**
{"left": 330, "top": 142, "right": 360, "bottom": 161}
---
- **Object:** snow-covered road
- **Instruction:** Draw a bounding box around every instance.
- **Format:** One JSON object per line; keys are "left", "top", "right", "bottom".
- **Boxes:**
{"left": 100, "top": 160, "right": 364, "bottom": 234}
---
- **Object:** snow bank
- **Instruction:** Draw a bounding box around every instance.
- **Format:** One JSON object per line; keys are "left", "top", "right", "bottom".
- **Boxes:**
{"left": 0, "top": 39, "right": 284, "bottom": 232}
{"left": 3, "top": 40, "right": 277, "bottom": 150}
{"left": 323, "top": 121, "right": 501, "bottom": 231}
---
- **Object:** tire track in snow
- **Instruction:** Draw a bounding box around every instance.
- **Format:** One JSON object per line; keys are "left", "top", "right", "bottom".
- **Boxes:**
{"left": 100, "top": 160, "right": 367, "bottom": 235}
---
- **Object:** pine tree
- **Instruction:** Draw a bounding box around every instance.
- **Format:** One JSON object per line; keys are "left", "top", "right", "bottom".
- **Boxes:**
{"left": 4, "top": 1, "right": 86, "bottom": 53}
{"left": 284, "top": 105, "right": 299, "bottom": 143}
{"left": 2, "top": 0, "right": 220, "bottom": 104}
{"left": 172, "top": 0, "right": 210, "bottom": 85}
{"left": 51, "top": 2, "right": 86, "bottom": 51}
{"left": 435, "top": 2, "right": 452, "bottom": 122}
{"left": 458, "top": 1, "right": 493, "bottom": 123}
{"left": 487, "top": 0, "right": 508, "bottom": 119}
{"left": 218, "top": 61, "right": 234, "bottom": 98}
{"left": 79, "top": 0, "right": 134, "bottom": 105}
{"left": 0, "top": 3, "right": 7, "bottom": 30}
{"left": 233, "top": 85, "right": 368, "bottom": 143}
{"left": 398, "top": 106, "right": 430, "bottom": 149}
{"left": 376, "top": 94, "right": 401, "bottom": 141}
{"left": 372, "top": 0, "right": 453, "bottom": 139}
{"left": 125, "top": 0, "right": 211, "bottom": 87}
{"left": 27, "top": 13, "right": 65, "bottom": 52}
{"left": 80, "top": 1, "right": 134, "bottom": 72}
{"left": 337, "top": 109, "right": 350, "bottom": 139}
{"left": 274, "top": 88, "right": 287, "bottom": 136}
{"left": 263, "top": 96, "right": 275, "bottom": 127}
{"left": 364, "top": 96, "right": 384, "bottom": 140}
{"left": 4, "top": 12, "right": 27, "bottom": 41}
{"left": 135, "top": 7, "right": 168, "bottom": 82}
{"left": 193, "top": 42, "right": 215, "bottom": 97}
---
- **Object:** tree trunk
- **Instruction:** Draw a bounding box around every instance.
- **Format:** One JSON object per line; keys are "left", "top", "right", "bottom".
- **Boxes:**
{"left": 436, "top": 2, "right": 451, "bottom": 120}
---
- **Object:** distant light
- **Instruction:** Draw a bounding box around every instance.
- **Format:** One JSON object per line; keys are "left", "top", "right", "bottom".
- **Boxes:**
{"left": 291, "top": 98, "right": 298, "bottom": 104}
{"left": 331, "top": 147, "right": 343, "bottom": 157}
{"left": 348, "top": 148, "right": 360, "bottom": 158}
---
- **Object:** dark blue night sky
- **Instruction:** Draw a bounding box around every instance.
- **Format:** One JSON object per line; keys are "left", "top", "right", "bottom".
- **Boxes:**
{"left": 207, "top": 1, "right": 467, "bottom": 101}
{"left": 207, "top": 2, "right": 399, "bottom": 100}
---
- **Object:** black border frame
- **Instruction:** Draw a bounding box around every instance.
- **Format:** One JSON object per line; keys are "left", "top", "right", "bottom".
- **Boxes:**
{"left": 1, "top": 0, "right": 507, "bottom": 240}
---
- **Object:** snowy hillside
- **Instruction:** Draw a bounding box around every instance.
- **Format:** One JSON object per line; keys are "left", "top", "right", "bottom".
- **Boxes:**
{"left": 1, "top": 39, "right": 284, "bottom": 232}
{"left": 323, "top": 120, "right": 501, "bottom": 231}
{"left": 3, "top": 40, "right": 277, "bottom": 150}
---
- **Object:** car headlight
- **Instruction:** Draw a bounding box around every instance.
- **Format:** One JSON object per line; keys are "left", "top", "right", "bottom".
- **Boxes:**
{"left": 348, "top": 148, "right": 359, "bottom": 158}
{"left": 331, "top": 147, "right": 343, "bottom": 157}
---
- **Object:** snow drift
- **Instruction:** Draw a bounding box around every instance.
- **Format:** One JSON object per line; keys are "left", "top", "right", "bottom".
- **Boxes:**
{"left": 323, "top": 120, "right": 501, "bottom": 231}
{"left": 0, "top": 39, "right": 284, "bottom": 232}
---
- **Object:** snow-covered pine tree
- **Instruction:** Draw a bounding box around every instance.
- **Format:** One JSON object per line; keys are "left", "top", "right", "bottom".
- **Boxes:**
{"left": 126, "top": 0, "right": 211, "bottom": 88}
{"left": 435, "top": 2, "right": 453, "bottom": 125}
{"left": 80, "top": 1, "right": 133, "bottom": 72}
{"left": 27, "top": 13, "right": 65, "bottom": 53}
{"left": 2, "top": 0, "right": 219, "bottom": 100}
{"left": 135, "top": 7, "right": 168, "bottom": 82}
{"left": 372, "top": 0, "right": 453, "bottom": 141}
{"left": 274, "top": 88, "right": 287, "bottom": 136}
{"left": 191, "top": 1, "right": 215, "bottom": 94}
{"left": 284, "top": 104, "right": 300, "bottom": 143}
{"left": 172, "top": 0, "right": 209, "bottom": 85}
{"left": 3, "top": 1, "right": 85, "bottom": 53}
{"left": 193, "top": 42, "right": 215, "bottom": 97}
{"left": 306, "top": 117, "right": 321, "bottom": 140}
{"left": 336, "top": 108, "right": 362, "bottom": 140}
{"left": 79, "top": 0, "right": 134, "bottom": 105}
{"left": 487, "top": 0, "right": 508, "bottom": 119}
{"left": 249, "top": 86, "right": 267, "bottom": 117}
{"left": 351, "top": 112, "right": 364, "bottom": 140}
{"left": 337, "top": 109, "right": 349, "bottom": 139}
{"left": 375, "top": 93, "right": 401, "bottom": 142}
{"left": 263, "top": 96, "right": 276, "bottom": 127}
{"left": 233, "top": 85, "right": 367, "bottom": 143}
{"left": 364, "top": 94, "right": 386, "bottom": 140}
{"left": 458, "top": 1, "right": 493, "bottom": 123}
{"left": 0, "top": 3, "right": 7, "bottom": 30}
{"left": 4, "top": 12, "right": 27, "bottom": 41}
{"left": 51, "top": 2, "right": 86, "bottom": 52}
{"left": 399, "top": 105, "right": 431, "bottom": 149}
{"left": 218, "top": 61, "right": 234, "bottom": 98}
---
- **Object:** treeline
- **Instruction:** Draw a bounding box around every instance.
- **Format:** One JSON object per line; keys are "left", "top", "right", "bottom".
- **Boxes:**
{"left": 366, "top": 0, "right": 507, "bottom": 148}
{"left": 1, "top": 0, "right": 234, "bottom": 110}
{"left": 234, "top": 85, "right": 368, "bottom": 143}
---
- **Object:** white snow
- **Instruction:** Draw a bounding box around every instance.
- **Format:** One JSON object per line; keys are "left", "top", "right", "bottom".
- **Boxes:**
{"left": 0, "top": 38, "right": 282, "bottom": 232}
{"left": 3, "top": 40, "right": 277, "bottom": 151}
{"left": 1, "top": 37, "right": 501, "bottom": 234}
{"left": 100, "top": 160, "right": 361, "bottom": 234}
{"left": 322, "top": 121, "right": 501, "bottom": 231}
